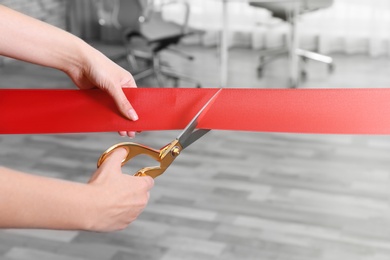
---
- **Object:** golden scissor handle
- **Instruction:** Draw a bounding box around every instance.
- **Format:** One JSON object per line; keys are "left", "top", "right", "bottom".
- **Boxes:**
{"left": 97, "top": 140, "right": 182, "bottom": 179}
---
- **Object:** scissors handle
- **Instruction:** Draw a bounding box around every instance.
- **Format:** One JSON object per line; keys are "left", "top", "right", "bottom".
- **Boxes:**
{"left": 97, "top": 142, "right": 162, "bottom": 178}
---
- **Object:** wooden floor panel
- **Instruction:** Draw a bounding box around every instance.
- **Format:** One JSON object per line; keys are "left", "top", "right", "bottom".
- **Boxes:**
{"left": 2, "top": 45, "right": 390, "bottom": 259}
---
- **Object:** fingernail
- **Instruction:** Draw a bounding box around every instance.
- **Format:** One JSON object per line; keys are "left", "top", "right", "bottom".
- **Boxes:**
{"left": 128, "top": 109, "right": 139, "bottom": 121}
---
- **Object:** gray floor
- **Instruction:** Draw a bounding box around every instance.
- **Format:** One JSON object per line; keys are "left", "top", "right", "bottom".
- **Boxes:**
{"left": 2, "top": 44, "right": 390, "bottom": 260}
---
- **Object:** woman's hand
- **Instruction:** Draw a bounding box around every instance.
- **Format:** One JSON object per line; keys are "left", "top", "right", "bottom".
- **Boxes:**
{"left": 0, "top": 5, "right": 139, "bottom": 137}
{"left": 0, "top": 148, "right": 154, "bottom": 231}
{"left": 86, "top": 148, "right": 154, "bottom": 232}
{"left": 66, "top": 48, "right": 139, "bottom": 138}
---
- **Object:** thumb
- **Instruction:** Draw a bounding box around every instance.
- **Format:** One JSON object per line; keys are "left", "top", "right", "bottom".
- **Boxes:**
{"left": 99, "top": 147, "right": 128, "bottom": 174}
{"left": 108, "top": 86, "right": 139, "bottom": 121}
{"left": 89, "top": 148, "right": 128, "bottom": 183}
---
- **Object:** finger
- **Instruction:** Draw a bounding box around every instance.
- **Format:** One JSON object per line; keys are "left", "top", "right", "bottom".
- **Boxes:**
{"left": 125, "top": 175, "right": 154, "bottom": 189}
{"left": 120, "top": 75, "right": 137, "bottom": 89}
{"left": 117, "top": 131, "right": 135, "bottom": 138}
{"left": 118, "top": 131, "right": 127, "bottom": 137}
{"left": 89, "top": 148, "right": 127, "bottom": 182}
{"left": 100, "top": 147, "right": 128, "bottom": 174}
{"left": 140, "top": 176, "right": 154, "bottom": 190}
{"left": 127, "top": 131, "right": 136, "bottom": 138}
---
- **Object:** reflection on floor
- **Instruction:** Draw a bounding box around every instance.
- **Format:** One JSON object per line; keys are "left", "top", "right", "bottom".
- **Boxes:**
{"left": 2, "top": 45, "right": 390, "bottom": 260}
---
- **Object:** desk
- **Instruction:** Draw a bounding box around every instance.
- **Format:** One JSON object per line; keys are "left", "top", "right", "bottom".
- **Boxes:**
{"left": 219, "top": 0, "right": 300, "bottom": 88}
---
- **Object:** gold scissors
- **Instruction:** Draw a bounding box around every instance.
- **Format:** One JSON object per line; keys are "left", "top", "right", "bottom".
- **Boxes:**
{"left": 97, "top": 89, "right": 222, "bottom": 178}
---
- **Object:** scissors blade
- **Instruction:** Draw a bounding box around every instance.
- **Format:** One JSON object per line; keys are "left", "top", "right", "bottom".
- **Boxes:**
{"left": 180, "top": 129, "right": 210, "bottom": 149}
{"left": 177, "top": 88, "right": 222, "bottom": 148}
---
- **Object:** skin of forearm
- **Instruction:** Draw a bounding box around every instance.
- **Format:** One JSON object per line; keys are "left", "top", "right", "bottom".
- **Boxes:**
{"left": 0, "top": 166, "right": 93, "bottom": 230}
{"left": 0, "top": 5, "right": 91, "bottom": 74}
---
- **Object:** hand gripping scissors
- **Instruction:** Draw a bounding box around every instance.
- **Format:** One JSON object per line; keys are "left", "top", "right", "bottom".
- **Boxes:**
{"left": 97, "top": 89, "right": 222, "bottom": 178}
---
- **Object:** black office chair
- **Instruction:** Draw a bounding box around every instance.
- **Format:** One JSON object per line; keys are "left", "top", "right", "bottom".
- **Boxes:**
{"left": 115, "top": 0, "right": 202, "bottom": 88}
{"left": 249, "top": 0, "right": 334, "bottom": 87}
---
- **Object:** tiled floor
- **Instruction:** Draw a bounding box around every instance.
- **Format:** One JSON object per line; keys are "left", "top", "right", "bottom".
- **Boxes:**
{"left": 2, "top": 44, "right": 390, "bottom": 259}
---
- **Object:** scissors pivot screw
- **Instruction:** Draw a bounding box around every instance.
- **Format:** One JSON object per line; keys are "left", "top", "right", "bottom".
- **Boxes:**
{"left": 171, "top": 146, "right": 180, "bottom": 157}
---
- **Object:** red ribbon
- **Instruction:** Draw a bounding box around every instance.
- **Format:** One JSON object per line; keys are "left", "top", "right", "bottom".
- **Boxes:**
{"left": 1, "top": 88, "right": 390, "bottom": 134}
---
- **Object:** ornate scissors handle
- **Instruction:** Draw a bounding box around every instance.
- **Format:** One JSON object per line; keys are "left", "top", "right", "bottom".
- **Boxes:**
{"left": 97, "top": 141, "right": 182, "bottom": 178}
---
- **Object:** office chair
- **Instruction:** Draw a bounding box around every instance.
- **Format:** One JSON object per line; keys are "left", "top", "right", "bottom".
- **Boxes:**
{"left": 114, "top": 0, "right": 202, "bottom": 88}
{"left": 249, "top": 0, "right": 334, "bottom": 87}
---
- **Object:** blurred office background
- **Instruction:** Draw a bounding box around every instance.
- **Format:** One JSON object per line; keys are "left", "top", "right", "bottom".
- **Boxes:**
{"left": 2, "top": 1, "right": 390, "bottom": 260}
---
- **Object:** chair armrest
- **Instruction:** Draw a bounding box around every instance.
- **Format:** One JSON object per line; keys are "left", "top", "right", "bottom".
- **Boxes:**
{"left": 303, "top": 0, "right": 334, "bottom": 10}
